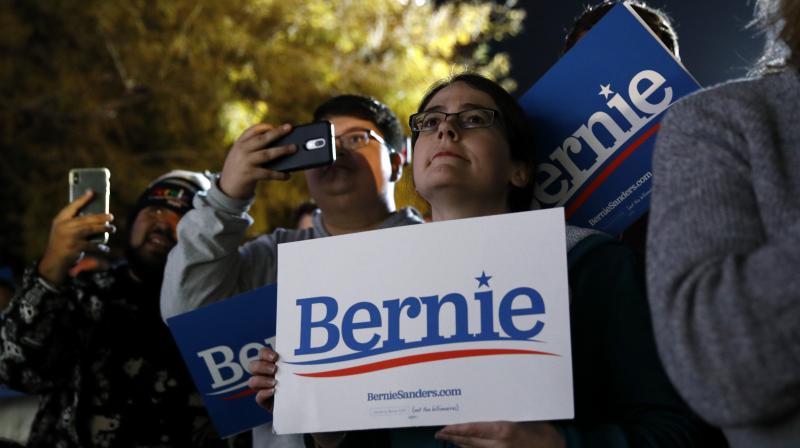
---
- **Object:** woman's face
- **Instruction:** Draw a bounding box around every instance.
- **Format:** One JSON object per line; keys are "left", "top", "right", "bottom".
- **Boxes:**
{"left": 413, "top": 82, "right": 526, "bottom": 216}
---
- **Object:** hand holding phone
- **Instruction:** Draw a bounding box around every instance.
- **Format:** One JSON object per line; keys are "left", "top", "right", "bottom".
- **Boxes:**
{"left": 69, "top": 168, "right": 111, "bottom": 244}
{"left": 38, "top": 187, "right": 115, "bottom": 286}
{"left": 219, "top": 122, "right": 336, "bottom": 199}
{"left": 262, "top": 121, "right": 336, "bottom": 172}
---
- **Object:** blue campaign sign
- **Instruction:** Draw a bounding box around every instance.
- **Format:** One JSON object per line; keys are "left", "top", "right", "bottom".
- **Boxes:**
{"left": 518, "top": 3, "right": 700, "bottom": 235}
{"left": 167, "top": 285, "right": 277, "bottom": 438}
{"left": 0, "top": 384, "right": 25, "bottom": 398}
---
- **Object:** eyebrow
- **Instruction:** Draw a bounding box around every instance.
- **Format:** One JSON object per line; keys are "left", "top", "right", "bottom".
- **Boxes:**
{"left": 334, "top": 126, "right": 372, "bottom": 137}
{"left": 422, "top": 102, "right": 491, "bottom": 113}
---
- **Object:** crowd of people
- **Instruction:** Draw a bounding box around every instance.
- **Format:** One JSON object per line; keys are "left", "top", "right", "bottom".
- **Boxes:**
{"left": 0, "top": 0, "right": 797, "bottom": 447}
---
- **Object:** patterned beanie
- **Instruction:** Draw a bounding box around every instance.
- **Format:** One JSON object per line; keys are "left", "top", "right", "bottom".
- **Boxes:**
{"left": 133, "top": 170, "right": 212, "bottom": 216}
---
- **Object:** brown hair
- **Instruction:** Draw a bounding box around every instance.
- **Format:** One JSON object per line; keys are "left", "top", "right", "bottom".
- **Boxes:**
{"left": 563, "top": 1, "right": 679, "bottom": 59}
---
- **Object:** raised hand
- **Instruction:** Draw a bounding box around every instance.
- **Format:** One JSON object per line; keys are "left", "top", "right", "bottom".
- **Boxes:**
{"left": 219, "top": 123, "right": 298, "bottom": 199}
{"left": 38, "top": 190, "right": 115, "bottom": 285}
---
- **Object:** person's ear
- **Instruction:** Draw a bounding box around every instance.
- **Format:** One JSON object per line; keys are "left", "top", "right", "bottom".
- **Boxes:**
{"left": 389, "top": 151, "right": 404, "bottom": 182}
{"left": 510, "top": 162, "right": 530, "bottom": 188}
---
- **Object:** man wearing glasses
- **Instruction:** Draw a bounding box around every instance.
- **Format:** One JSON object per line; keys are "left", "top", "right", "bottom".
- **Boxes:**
{"left": 160, "top": 94, "right": 423, "bottom": 448}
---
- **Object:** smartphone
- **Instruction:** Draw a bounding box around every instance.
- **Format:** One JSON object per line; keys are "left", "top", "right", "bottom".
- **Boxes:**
{"left": 263, "top": 121, "right": 336, "bottom": 172}
{"left": 69, "top": 168, "right": 111, "bottom": 244}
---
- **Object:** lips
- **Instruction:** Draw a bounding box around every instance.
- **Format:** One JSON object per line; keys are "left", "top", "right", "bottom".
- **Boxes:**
{"left": 145, "top": 230, "right": 175, "bottom": 250}
{"left": 431, "top": 150, "right": 468, "bottom": 162}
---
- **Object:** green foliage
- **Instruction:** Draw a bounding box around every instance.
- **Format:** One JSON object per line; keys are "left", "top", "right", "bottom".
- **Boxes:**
{"left": 0, "top": 0, "right": 523, "bottom": 266}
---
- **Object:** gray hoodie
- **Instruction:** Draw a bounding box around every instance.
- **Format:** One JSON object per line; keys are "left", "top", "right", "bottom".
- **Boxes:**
{"left": 648, "top": 69, "right": 800, "bottom": 447}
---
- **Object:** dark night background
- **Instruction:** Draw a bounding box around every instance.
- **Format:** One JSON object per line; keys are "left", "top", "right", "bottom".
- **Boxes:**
{"left": 499, "top": 0, "right": 764, "bottom": 95}
{"left": 0, "top": 0, "right": 766, "bottom": 277}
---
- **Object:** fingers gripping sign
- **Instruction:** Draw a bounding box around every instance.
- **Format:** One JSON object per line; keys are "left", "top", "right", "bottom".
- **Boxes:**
{"left": 435, "top": 421, "right": 565, "bottom": 448}
{"left": 38, "top": 190, "right": 116, "bottom": 286}
{"left": 248, "top": 347, "right": 278, "bottom": 412}
{"left": 247, "top": 347, "right": 349, "bottom": 447}
{"left": 219, "top": 123, "right": 298, "bottom": 199}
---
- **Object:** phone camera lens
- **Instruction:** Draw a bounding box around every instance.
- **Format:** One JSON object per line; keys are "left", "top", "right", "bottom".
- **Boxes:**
{"left": 305, "top": 139, "right": 326, "bottom": 150}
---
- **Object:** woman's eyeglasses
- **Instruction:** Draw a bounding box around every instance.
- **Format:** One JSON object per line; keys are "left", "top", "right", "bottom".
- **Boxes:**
{"left": 409, "top": 108, "right": 499, "bottom": 132}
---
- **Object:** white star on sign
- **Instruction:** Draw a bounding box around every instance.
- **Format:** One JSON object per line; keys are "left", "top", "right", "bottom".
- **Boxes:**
{"left": 598, "top": 84, "right": 614, "bottom": 100}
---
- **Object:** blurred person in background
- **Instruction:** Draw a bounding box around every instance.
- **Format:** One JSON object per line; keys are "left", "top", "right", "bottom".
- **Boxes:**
{"left": 0, "top": 170, "right": 226, "bottom": 447}
{"left": 647, "top": 0, "right": 800, "bottom": 446}
{"left": 160, "top": 94, "right": 423, "bottom": 448}
{"left": 561, "top": 0, "right": 681, "bottom": 267}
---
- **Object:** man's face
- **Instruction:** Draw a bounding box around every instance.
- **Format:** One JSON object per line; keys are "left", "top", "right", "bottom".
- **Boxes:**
{"left": 304, "top": 115, "right": 394, "bottom": 208}
{"left": 127, "top": 205, "right": 181, "bottom": 270}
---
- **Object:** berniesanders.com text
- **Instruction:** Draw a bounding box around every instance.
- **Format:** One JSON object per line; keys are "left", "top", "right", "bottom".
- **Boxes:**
{"left": 367, "top": 388, "right": 462, "bottom": 401}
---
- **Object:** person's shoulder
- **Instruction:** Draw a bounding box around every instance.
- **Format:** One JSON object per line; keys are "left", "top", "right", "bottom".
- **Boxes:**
{"left": 567, "top": 228, "right": 637, "bottom": 274}
{"left": 392, "top": 207, "right": 425, "bottom": 226}
{"left": 264, "top": 226, "right": 316, "bottom": 245}
{"left": 666, "top": 69, "right": 798, "bottom": 123}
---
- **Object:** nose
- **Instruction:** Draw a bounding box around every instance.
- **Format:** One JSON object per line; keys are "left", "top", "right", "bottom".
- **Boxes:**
{"left": 152, "top": 215, "right": 173, "bottom": 230}
{"left": 333, "top": 137, "right": 351, "bottom": 157}
{"left": 436, "top": 115, "right": 460, "bottom": 142}
{"left": 152, "top": 209, "right": 180, "bottom": 234}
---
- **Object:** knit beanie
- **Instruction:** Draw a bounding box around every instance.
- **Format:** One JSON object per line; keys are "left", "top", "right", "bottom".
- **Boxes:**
{"left": 132, "top": 170, "right": 212, "bottom": 217}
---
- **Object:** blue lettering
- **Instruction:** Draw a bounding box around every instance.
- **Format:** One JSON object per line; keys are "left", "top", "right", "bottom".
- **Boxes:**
{"left": 295, "top": 296, "right": 340, "bottom": 355}
{"left": 293, "top": 284, "right": 550, "bottom": 356}
{"left": 342, "top": 302, "right": 382, "bottom": 351}
{"left": 498, "top": 287, "right": 545, "bottom": 339}
{"left": 474, "top": 291, "right": 500, "bottom": 339}
{"left": 421, "top": 293, "right": 469, "bottom": 343}
{"left": 383, "top": 297, "right": 421, "bottom": 349}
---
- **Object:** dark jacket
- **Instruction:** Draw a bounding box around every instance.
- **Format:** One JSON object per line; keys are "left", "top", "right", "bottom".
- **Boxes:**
{"left": 325, "top": 233, "right": 726, "bottom": 447}
{"left": 0, "top": 263, "right": 224, "bottom": 447}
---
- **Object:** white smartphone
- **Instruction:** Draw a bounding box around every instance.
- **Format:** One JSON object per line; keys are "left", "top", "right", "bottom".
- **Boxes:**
{"left": 69, "top": 168, "right": 111, "bottom": 244}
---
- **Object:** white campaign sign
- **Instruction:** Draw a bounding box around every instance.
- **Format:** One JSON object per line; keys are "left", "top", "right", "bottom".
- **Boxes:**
{"left": 273, "top": 209, "right": 573, "bottom": 434}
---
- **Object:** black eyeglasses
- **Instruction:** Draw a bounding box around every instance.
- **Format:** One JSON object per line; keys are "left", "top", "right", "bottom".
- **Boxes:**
{"left": 336, "top": 129, "right": 396, "bottom": 153}
{"left": 409, "top": 108, "right": 499, "bottom": 132}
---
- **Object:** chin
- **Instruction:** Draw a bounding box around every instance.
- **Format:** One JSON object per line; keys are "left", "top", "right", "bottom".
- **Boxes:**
{"left": 126, "top": 243, "right": 169, "bottom": 273}
{"left": 417, "top": 171, "right": 465, "bottom": 190}
{"left": 314, "top": 174, "right": 362, "bottom": 198}
{"left": 139, "top": 252, "right": 169, "bottom": 272}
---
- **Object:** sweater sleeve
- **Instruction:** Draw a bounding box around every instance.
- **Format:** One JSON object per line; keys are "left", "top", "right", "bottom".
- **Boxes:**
{"left": 646, "top": 89, "right": 800, "bottom": 426}
{"left": 563, "top": 238, "right": 723, "bottom": 447}
{"left": 160, "top": 182, "right": 280, "bottom": 319}
{"left": 0, "top": 267, "right": 93, "bottom": 393}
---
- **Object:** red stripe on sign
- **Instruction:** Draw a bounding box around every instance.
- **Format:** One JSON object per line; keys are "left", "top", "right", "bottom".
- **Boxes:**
{"left": 565, "top": 122, "right": 661, "bottom": 219}
{"left": 294, "top": 348, "right": 558, "bottom": 378}
{"left": 221, "top": 388, "right": 257, "bottom": 401}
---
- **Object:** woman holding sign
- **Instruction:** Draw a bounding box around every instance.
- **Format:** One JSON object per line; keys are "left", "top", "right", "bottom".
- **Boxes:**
{"left": 249, "top": 74, "right": 725, "bottom": 447}
{"left": 407, "top": 74, "right": 723, "bottom": 448}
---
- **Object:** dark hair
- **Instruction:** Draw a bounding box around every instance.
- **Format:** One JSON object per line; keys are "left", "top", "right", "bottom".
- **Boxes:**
{"left": 754, "top": 0, "right": 800, "bottom": 69}
{"left": 411, "top": 73, "right": 536, "bottom": 213}
{"left": 313, "top": 94, "right": 403, "bottom": 152}
{"left": 563, "top": 1, "right": 679, "bottom": 58}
